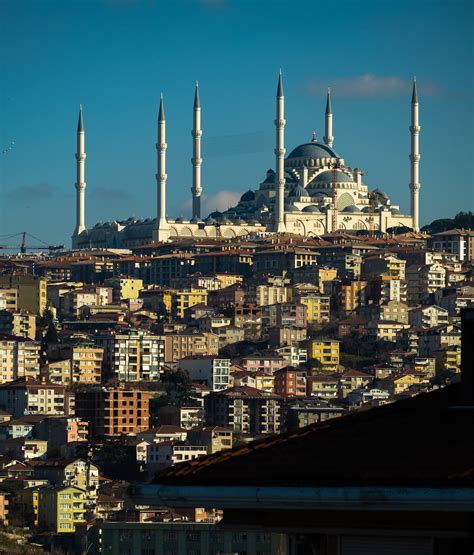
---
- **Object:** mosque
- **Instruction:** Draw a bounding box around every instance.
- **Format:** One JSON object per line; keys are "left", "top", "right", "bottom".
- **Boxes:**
{"left": 72, "top": 73, "right": 421, "bottom": 249}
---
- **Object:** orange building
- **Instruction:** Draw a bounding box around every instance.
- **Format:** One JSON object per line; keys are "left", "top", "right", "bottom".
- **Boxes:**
{"left": 75, "top": 387, "right": 149, "bottom": 436}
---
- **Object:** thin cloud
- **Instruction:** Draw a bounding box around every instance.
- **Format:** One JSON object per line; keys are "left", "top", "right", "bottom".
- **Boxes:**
{"left": 91, "top": 186, "right": 132, "bottom": 201}
{"left": 202, "top": 190, "right": 240, "bottom": 213}
{"left": 179, "top": 190, "right": 240, "bottom": 217}
{"left": 307, "top": 74, "right": 442, "bottom": 98}
{"left": 3, "top": 182, "right": 54, "bottom": 199}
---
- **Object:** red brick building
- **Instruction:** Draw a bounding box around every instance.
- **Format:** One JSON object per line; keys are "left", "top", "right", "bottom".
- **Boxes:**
{"left": 75, "top": 387, "right": 149, "bottom": 436}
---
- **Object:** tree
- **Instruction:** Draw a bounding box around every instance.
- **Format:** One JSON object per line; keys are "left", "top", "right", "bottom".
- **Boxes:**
{"left": 422, "top": 211, "right": 474, "bottom": 234}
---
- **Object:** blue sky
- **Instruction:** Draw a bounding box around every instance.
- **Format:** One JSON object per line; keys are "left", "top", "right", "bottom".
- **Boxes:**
{"left": 1, "top": 0, "right": 473, "bottom": 246}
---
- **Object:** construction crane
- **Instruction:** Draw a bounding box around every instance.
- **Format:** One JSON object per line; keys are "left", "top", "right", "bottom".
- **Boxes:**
{"left": 0, "top": 232, "right": 64, "bottom": 254}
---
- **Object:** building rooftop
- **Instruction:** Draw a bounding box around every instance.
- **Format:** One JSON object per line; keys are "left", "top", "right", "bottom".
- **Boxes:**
{"left": 152, "top": 383, "right": 473, "bottom": 488}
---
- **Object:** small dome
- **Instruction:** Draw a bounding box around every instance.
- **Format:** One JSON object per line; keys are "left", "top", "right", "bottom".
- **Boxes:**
{"left": 288, "top": 141, "right": 339, "bottom": 159}
{"left": 373, "top": 188, "right": 389, "bottom": 198}
{"left": 190, "top": 216, "right": 204, "bottom": 223}
{"left": 302, "top": 205, "right": 321, "bottom": 213}
{"left": 263, "top": 169, "right": 276, "bottom": 184}
{"left": 284, "top": 203, "right": 300, "bottom": 212}
{"left": 391, "top": 207, "right": 401, "bottom": 214}
{"left": 314, "top": 170, "right": 353, "bottom": 183}
{"left": 289, "top": 185, "right": 309, "bottom": 198}
{"left": 233, "top": 218, "right": 246, "bottom": 225}
{"left": 205, "top": 217, "right": 216, "bottom": 225}
{"left": 240, "top": 190, "right": 255, "bottom": 202}
{"left": 342, "top": 205, "right": 361, "bottom": 213}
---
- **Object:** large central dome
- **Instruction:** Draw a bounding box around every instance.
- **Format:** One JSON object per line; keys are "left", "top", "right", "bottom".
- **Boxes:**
{"left": 287, "top": 141, "right": 339, "bottom": 159}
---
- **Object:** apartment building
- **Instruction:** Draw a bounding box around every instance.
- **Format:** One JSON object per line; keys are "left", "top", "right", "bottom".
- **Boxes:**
{"left": 171, "top": 288, "right": 208, "bottom": 319}
{"left": 248, "top": 284, "right": 288, "bottom": 306}
{"left": 0, "top": 275, "right": 47, "bottom": 316}
{"left": 366, "top": 275, "right": 407, "bottom": 304}
{"left": 261, "top": 302, "right": 307, "bottom": 329}
{"left": 95, "top": 330, "right": 164, "bottom": 381}
{"left": 0, "top": 335, "right": 40, "bottom": 383}
{"left": 164, "top": 332, "right": 219, "bottom": 363}
{"left": 253, "top": 247, "right": 318, "bottom": 274}
{"left": 274, "top": 367, "right": 307, "bottom": 397}
{"left": 338, "top": 280, "right": 367, "bottom": 314}
{"left": 429, "top": 228, "right": 474, "bottom": 262}
{"left": 137, "top": 441, "right": 208, "bottom": 470}
{"left": 296, "top": 293, "right": 330, "bottom": 324}
{"left": 47, "top": 342, "right": 104, "bottom": 384}
{"left": 104, "top": 277, "right": 143, "bottom": 301}
{"left": 0, "top": 378, "right": 69, "bottom": 418}
{"left": 241, "top": 352, "right": 285, "bottom": 375}
{"left": 362, "top": 254, "right": 406, "bottom": 280}
{"left": 157, "top": 404, "right": 205, "bottom": 430}
{"left": 308, "top": 339, "right": 340, "bottom": 371}
{"left": 178, "top": 356, "right": 231, "bottom": 391}
{"left": 408, "top": 305, "right": 449, "bottom": 328}
{"left": 0, "top": 288, "right": 17, "bottom": 311}
{"left": 75, "top": 387, "right": 149, "bottom": 437}
{"left": 205, "top": 386, "right": 281, "bottom": 435}
{"left": 0, "top": 310, "right": 36, "bottom": 339}
{"left": 406, "top": 264, "right": 447, "bottom": 306}
{"left": 38, "top": 486, "right": 86, "bottom": 534}
{"left": 62, "top": 286, "right": 113, "bottom": 318}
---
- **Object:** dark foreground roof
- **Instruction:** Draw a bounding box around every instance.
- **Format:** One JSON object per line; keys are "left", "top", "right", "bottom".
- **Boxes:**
{"left": 153, "top": 384, "right": 474, "bottom": 488}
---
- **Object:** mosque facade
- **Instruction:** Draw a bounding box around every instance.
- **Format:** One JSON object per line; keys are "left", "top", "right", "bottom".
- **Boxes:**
{"left": 72, "top": 74, "right": 420, "bottom": 249}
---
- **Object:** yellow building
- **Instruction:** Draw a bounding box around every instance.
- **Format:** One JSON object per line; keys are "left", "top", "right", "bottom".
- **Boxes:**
{"left": 309, "top": 339, "right": 340, "bottom": 371}
{"left": 38, "top": 485, "right": 86, "bottom": 534}
{"left": 434, "top": 346, "right": 461, "bottom": 374}
{"left": 297, "top": 294, "right": 330, "bottom": 324}
{"left": 393, "top": 373, "right": 428, "bottom": 395}
{"left": 105, "top": 277, "right": 143, "bottom": 301}
{"left": 0, "top": 310, "right": 37, "bottom": 339}
{"left": 318, "top": 267, "right": 338, "bottom": 293}
{"left": 339, "top": 280, "right": 367, "bottom": 314}
{"left": 255, "top": 372, "right": 275, "bottom": 393}
{"left": 0, "top": 288, "right": 18, "bottom": 311}
{"left": 172, "top": 288, "right": 208, "bottom": 319}
{"left": 215, "top": 273, "right": 244, "bottom": 289}
{"left": 0, "top": 275, "right": 47, "bottom": 316}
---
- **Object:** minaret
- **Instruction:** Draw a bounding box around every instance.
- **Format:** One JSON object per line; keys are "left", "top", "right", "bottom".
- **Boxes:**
{"left": 274, "top": 70, "right": 286, "bottom": 232}
{"left": 191, "top": 82, "right": 202, "bottom": 219}
{"left": 409, "top": 78, "right": 421, "bottom": 232}
{"left": 154, "top": 94, "right": 170, "bottom": 242}
{"left": 324, "top": 88, "right": 334, "bottom": 147}
{"left": 73, "top": 105, "right": 86, "bottom": 237}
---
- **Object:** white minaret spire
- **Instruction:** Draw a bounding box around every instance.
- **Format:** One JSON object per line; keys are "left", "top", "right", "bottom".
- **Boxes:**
{"left": 324, "top": 88, "right": 334, "bottom": 147}
{"left": 274, "top": 69, "right": 286, "bottom": 232}
{"left": 409, "top": 77, "right": 421, "bottom": 232}
{"left": 73, "top": 105, "right": 86, "bottom": 237}
{"left": 154, "top": 93, "right": 170, "bottom": 242}
{"left": 191, "top": 81, "right": 202, "bottom": 219}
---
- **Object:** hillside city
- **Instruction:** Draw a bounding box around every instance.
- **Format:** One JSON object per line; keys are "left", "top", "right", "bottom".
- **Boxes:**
{"left": 0, "top": 217, "right": 472, "bottom": 553}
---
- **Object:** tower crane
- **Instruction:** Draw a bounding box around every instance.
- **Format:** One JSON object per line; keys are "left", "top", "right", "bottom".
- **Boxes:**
{"left": 0, "top": 232, "right": 64, "bottom": 254}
